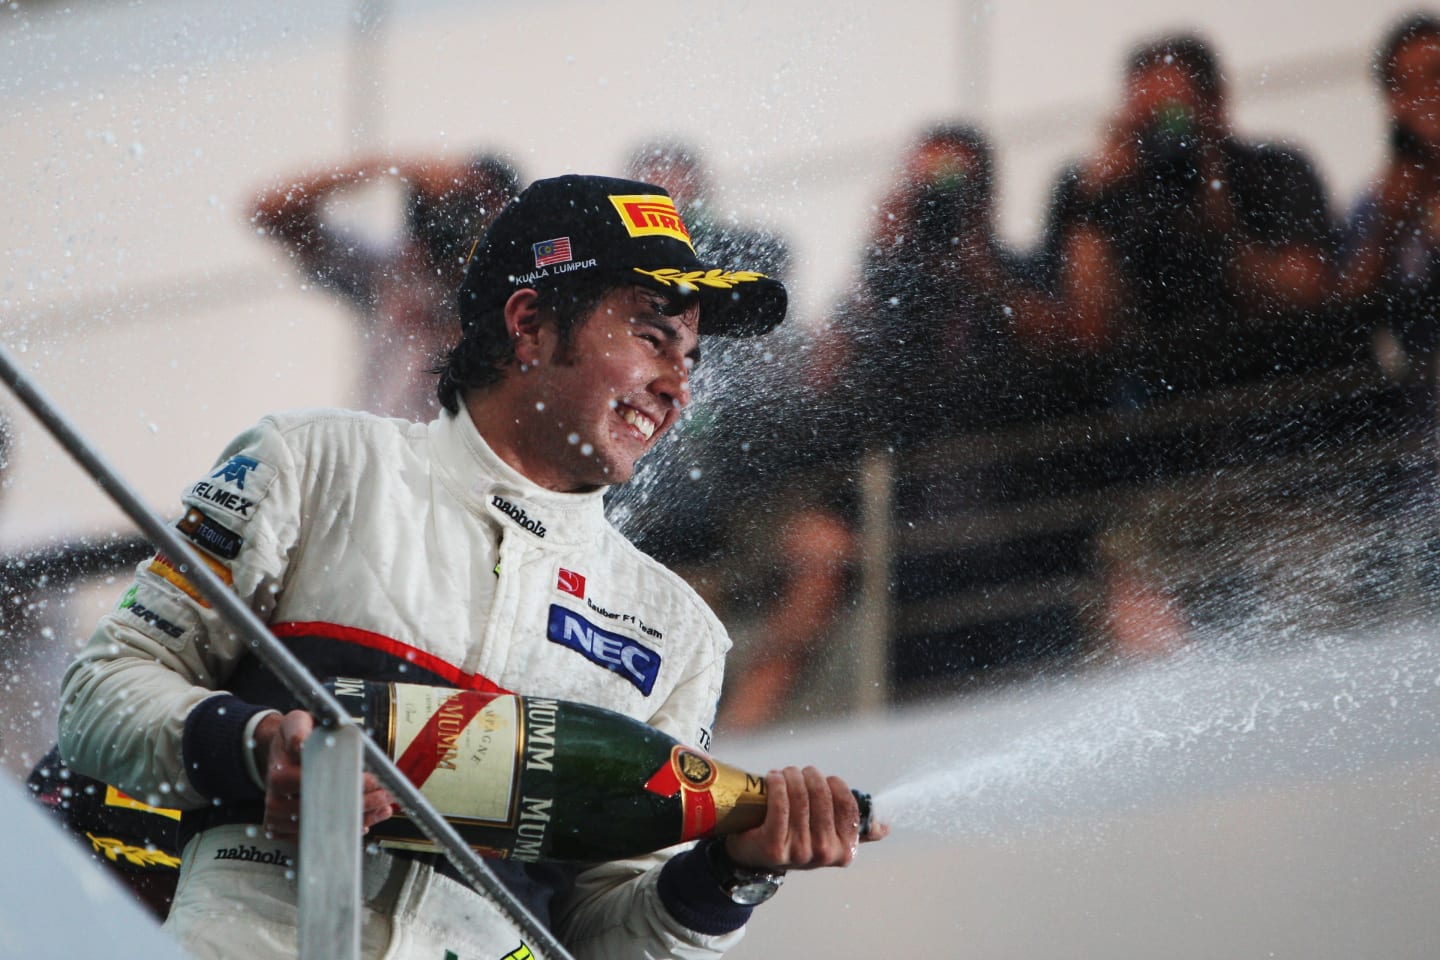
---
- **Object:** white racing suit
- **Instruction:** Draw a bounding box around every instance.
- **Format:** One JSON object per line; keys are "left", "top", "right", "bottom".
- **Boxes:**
{"left": 59, "top": 405, "right": 754, "bottom": 959}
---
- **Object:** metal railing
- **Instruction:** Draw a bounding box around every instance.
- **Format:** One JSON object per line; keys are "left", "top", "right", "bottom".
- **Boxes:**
{"left": 862, "top": 358, "right": 1438, "bottom": 701}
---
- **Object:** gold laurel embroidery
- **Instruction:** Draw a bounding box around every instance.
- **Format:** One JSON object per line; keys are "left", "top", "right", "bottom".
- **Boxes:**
{"left": 87, "top": 832, "right": 182, "bottom": 869}
{"left": 633, "top": 267, "right": 767, "bottom": 289}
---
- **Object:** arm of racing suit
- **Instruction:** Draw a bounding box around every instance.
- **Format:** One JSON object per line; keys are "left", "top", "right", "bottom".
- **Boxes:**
{"left": 58, "top": 417, "right": 302, "bottom": 810}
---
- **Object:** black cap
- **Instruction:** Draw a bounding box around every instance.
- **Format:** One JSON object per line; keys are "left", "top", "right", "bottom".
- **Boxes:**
{"left": 26, "top": 746, "right": 181, "bottom": 875}
{"left": 457, "top": 174, "right": 787, "bottom": 337}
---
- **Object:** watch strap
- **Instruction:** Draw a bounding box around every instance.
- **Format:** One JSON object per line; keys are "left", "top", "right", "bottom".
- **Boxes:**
{"left": 704, "top": 838, "right": 786, "bottom": 905}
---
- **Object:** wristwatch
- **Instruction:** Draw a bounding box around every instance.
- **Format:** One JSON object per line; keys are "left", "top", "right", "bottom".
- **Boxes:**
{"left": 704, "top": 838, "right": 785, "bottom": 906}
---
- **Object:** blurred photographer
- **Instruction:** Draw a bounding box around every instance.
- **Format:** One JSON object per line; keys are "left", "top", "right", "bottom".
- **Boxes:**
{"left": 251, "top": 152, "right": 521, "bottom": 421}
{"left": 818, "top": 124, "right": 1063, "bottom": 443}
{"left": 1338, "top": 14, "right": 1440, "bottom": 387}
{"left": 1038, "top": 34, "right": 1336, "bottom": 403}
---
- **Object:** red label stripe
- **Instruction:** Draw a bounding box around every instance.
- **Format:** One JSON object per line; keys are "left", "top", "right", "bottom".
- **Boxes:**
{"left": 393, "top": 689, "right": 502, "bottom": 787}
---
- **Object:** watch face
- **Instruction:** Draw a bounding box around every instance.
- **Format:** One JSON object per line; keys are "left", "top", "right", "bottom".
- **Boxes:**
{"left": 707, "top": 840, "right": 784, "bottom": 905}
{"left": 730, "top": 877, "right": 782, "bottom": 906}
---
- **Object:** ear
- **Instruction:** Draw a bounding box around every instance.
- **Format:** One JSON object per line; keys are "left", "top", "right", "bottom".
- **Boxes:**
{"left": 503, "top": 289, "right": 548, "bottom": 369}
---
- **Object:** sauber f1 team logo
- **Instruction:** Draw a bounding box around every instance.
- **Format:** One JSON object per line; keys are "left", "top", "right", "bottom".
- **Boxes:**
{"left": 556, "top": 568, "right": 586, "bottom": 599}
{"left": 609, "top": 194, "right": 695, "bottom": 249}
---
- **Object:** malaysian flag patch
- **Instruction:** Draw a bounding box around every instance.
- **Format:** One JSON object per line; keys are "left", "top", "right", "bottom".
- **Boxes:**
{"left": 533, "top": 237, "right": 573, "bottom": 267}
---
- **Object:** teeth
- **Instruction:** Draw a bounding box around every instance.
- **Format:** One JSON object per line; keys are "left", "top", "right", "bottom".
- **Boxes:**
{"left": 622, "top": 407, "right": 656, "bottom": 439}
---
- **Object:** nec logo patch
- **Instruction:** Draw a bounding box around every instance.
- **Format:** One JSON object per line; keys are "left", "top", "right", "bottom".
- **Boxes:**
{"left": 546, "top": 604, "right": 660, "bottom": 696}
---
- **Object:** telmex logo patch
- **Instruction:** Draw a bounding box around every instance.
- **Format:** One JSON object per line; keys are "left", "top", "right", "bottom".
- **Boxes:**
{"left": 211, "top": 455, "right": 260, "bottom": 489}
{"left": 609, "top": 194, "right": 694, "bottom": 248}
{"left": 546, "top": 604, "right": 660, "bottom": 696}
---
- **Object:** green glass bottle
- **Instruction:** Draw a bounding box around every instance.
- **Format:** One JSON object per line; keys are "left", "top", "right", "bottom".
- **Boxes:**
{"left": 324, "top": 677, "right": 870, "bottom": 863}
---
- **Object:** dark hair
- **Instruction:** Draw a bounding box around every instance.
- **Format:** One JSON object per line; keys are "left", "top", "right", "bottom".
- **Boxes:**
{"left": 915, "top": 123, "right": 994, "bottom": 196}
{"left": 434, "top": 278, "right": 616, "bottom": 413}
{"left": 1124, "top": 34, "right": 1223, "bottom": 104}
{"left": 1376, "top": 13, "right": 1440, "bottom": 90}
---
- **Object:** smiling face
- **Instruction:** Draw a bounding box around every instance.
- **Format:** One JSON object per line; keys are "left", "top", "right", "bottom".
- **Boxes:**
{"left": 481, "top": 284, "right": 700, "bottom": 492}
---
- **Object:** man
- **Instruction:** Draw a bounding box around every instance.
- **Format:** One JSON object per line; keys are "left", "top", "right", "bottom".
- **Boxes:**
{"left": 251, "top": 152, "right": 521, "bottom": 421}
{"left": 824, "top": 123, "right": 1068, "bottom": 438}
{"left": 1038, "top": 34, "right": 1336, "bottom": 402}
{"left": 59, "top": 174, "right": 878, "bottom": 959}
{"left": 1338, "top": 13, "right": 1440, "bottom": 382}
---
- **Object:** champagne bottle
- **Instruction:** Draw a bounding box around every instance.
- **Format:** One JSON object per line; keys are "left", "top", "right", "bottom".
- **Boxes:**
{"left": 323, "top": 677, "right": 871, "bottom": 863}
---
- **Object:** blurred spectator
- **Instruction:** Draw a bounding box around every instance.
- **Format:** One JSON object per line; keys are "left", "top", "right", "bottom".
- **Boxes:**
{"left": 1038, "top": 34, "right": 1337, "bottom": 405}
{"left": 250, "top": 152, "right": 521, "bottom": 421}
{"left": 714, "top": 124, "right": 1064, "bottom": 729}
{"left": 607, "top": 140, "right": 794, "bottom": 573}
{"left": 811, "top": 123, "right": 1068, "bottom": 443}
{"left": 623, "top": 138, "right": 790, "bottom": 276}
{"left": 717, "top": 494, "right": 860, "bottom": 732}
{"left": 1338, "top": 13, "right": 1440, "bottom": 387}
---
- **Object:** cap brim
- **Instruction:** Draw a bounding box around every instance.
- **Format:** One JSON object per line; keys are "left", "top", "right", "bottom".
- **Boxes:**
{"left": 630, "top": 266, "right": 787, "bottom": 337}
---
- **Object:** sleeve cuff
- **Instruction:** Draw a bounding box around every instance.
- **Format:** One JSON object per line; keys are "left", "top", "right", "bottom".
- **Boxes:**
{"left": 657, "top": 841, "right": 755, "bottom": 936}
{"left": 242, "top": 709, "right": 282, "bottom": 790}
{"left": 182, "top": 693, "right": 276, "bottom": 802}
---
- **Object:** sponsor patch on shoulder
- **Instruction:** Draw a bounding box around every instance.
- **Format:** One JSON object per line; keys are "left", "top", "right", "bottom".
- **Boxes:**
{"left": 116, "top": 583, "right": 199, "bottom": 650}
{"left": 177, "top": 508, "right": 243, "bottom": 560}
{"left": 546, "top": 604, "right": 661, "bottom": 696}
{"left": 147, "top": 550, "right": 233, "bottom": 608}
{"left": 182, "top": 453, "right": 277, "bottom": 522}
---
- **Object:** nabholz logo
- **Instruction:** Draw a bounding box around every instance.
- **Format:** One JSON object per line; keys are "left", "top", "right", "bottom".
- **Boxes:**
{"left": 214, "top": 844, "right": 294, "bottom": 868}
{"left": 492, "top": 495, "right": 547, "bottom": 538}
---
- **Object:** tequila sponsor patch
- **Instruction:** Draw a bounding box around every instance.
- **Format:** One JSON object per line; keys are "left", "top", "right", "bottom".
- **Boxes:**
{"left": 176, "top": 508, "right": 243, "bottom": 560}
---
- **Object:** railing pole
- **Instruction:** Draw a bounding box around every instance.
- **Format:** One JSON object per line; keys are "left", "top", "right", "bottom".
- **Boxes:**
{"left": 855, "top": 446, "right": 894, "bottom": 715}
{"left": 299, "top": 723, "right": 364, "bottom": 960}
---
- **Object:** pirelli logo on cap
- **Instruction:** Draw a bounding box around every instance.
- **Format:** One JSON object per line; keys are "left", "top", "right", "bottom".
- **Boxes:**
{"left": 609, "top": 194, "right": 694, "bottom": 249}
